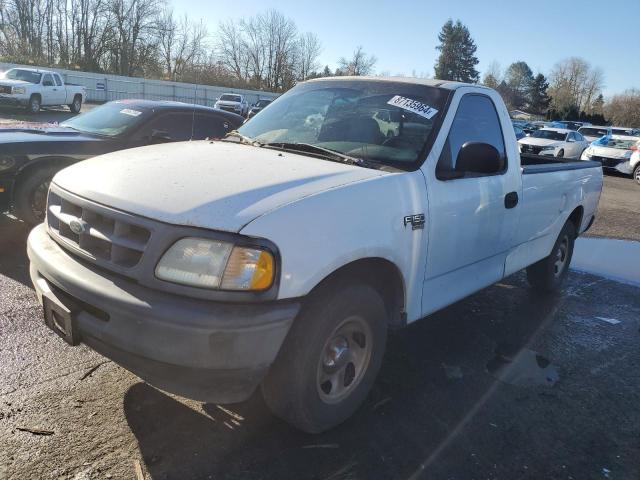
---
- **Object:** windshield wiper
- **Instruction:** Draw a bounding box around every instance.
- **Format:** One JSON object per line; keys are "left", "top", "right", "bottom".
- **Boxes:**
{"left": 262, "top": 142, "right": 382, "bottom": 169}
{"left": 220, "top": 130, "right": 262, "bottom": 146}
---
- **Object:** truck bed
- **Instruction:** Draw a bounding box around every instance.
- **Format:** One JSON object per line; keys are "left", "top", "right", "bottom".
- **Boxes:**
{"left": 520, "top": 153, "right": 601, "bottom": 174}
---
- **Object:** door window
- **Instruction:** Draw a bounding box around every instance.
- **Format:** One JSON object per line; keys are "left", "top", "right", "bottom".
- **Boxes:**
{"left": 137, "top": 112, "right": 196, "bottom": 141}
{"left": 53, "top": 74, "right": 63, "bottom": 86}
{"left": 436, "top": 94, "right": 506, "bottom": 179}
{"left": 193, "top": 114, "right": 231, "bottom": 139}
{"left": 42, "top": 74, "right": 54, "bottom": 87}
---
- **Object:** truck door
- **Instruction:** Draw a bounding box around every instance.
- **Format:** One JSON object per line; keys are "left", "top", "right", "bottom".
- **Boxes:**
{"left": 421, "top": 91, "right": 521, "bottom": 315}
{"left": 41, "top": 74, "right": 65, "bottom": 105}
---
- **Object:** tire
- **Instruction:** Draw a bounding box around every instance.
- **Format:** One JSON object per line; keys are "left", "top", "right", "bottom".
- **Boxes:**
{"left": 27, "top": 95, "right": 41, "bottom": 114}
{"left": 69, "top": 95, "right": 82, "bottom": 113}
{"left": 634, "top": 164, "right": 640, "bottom": 185}
{"left": 13, "top": 165, "right": 59, "bottom": 225}
{"left": 556, "top": 149, "right": 564, "bottom": 158}
{"left": 262, "top": 282, "right": 388, "bottom": 433}
{"left": 526, "top": 221, "right": 576, "bottom": 293}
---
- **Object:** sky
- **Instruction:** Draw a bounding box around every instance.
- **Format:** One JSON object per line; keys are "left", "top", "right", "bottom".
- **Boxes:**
{"left": 174, "top": 0, "right": 640, "bottom": 96}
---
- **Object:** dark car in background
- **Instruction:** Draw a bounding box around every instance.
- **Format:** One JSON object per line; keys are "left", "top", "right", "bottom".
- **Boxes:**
{"left": 247, "top": 99, "right": 273, "bottom": 119}
{"left": 0, "top": 100, "right": 244, "bottom": 224}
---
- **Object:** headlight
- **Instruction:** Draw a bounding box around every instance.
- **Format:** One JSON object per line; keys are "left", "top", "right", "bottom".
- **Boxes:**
{"left": 0, "top": 155, "right": 15, "bottom": 171}
{"left": 12, "top": 87, "right": 25, "bottom": 94}
{"left": 155, "top": 237, "right": 275, "bottom": 291}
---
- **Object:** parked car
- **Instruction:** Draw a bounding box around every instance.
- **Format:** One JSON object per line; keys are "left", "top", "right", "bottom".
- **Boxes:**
{"left": 577, "top": 125, "right": 612, "bottom": 143}
{"left": 549, "top": 120, "right": 584, "bottom": 131}
{"left": 630, "top": 141, "right": 640, "bottom": 185}
{"left": 581, "top": 135, "right": 640, "bottom": 175}
{"left": 0, "top": 100, "right": 243, "bottom": 223}
{"left": 0, "top": 67, "right": 86, "bottom": 113}
{"left": 27, "top": 77, "right": 602, "bottom": 433}
{"left": 610, "top": 126, "right": 639, "bottom": 136}
{"left": 518, "top": 128, "right": 590, "bottom": 158}
{"left": 214, "top": 93, "right": 249, "bottom": 117}
{"left": 247, "top": 99, "right": 273, "bottom": 119}
{"left": 514, "top": 124, "right": 526, "bottom": 140}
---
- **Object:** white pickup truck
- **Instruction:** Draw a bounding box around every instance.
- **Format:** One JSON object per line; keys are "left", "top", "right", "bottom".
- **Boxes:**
{"left": 27, "top": 77, "right": 602, "bottom": 433}
{"left": 214, "top": 93, "right": 249, "bottom": 117}
{"left": 0, "top": 67, "right": 86, "bottom": 113}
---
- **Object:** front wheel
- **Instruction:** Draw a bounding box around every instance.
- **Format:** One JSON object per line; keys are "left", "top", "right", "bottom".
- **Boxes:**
{"left": 556, "top": 149, "right": 564, "bottom": 158}
{"left": 633, "top": 164, "right": 640, "bottom": 185}
{"left": 13, "top": 166, "right": 59, "bottom": 225}
{"left": 527, "top": 221, "right": 576, "bottom": 292}
{"left": 27, "top": 95, "right": 41, "bottom": 114}
{"left": 262, "top": 282, "right": 388, "bottom": 433}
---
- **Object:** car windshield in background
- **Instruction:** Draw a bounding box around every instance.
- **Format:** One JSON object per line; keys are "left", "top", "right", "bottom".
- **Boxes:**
{"left": 237, "top": 80, "right": 450, "bottom": 169}
{"left": 3, "top": 69, "right": 42, "bottom": 84}
{"left": 579, "top": 128, "right": 608, "bottom": 137}
{"left": 603, "top": 138, "right": 639, "bottom": 150}
{"left": 531, "top": 130, "right": 567, "bottom": 141}
{"left": 220, "top": 94, "right": 241, "bottom": 102}
{"left": 61, "top": 102, "right": 149, "bottom": 136}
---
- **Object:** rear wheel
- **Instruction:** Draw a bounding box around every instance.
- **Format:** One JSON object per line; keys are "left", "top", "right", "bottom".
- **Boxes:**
{"left": 527, "top": 221, "right": 576, "bottom": 292}
{"left": 27, "top": 95, "right": 41, "bottom": 114}
{"left": 634, "top": 164, "right": 640, "bottom": 185}
{"left": 262, "top": 282, "right": 387, "bottom": 433}
{"left": 14, "top": 166, "right": 59, "bottom": 225}
{"left": 69, "top": 95, "right": 82, "bottom": 113}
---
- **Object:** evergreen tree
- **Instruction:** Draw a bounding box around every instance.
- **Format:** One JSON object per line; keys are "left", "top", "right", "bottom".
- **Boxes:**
{"left": 591, "top": 94, "right": 605, "bottom": 115}
{"left": 528, "top": 73, "right": 551, "bottom": 115}
{"left": 505, "top": 61, "right": 534, "bottom": 110}
{"left": 434, "top": 20, "right": 479, "bottom": 83}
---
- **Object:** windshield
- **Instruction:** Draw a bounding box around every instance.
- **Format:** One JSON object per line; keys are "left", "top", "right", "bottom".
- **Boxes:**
{"left": 3, "top": 68, "right": 42, "bottom": 84}
{"left": 220, "top": 94, "right": 242, "bottom": 102}
{"left": 611, "top": 129, "right": 633, "bottom": 136}
{"left": 531, "top": 130, "right": 567, "bottom": 141}
{"left": 579, "top": 127, "right": 608, "bottom": 137}
{"left": 61, "top": 102, "right": 149, "bottom": 136}
{"left": 601, "top": 137, "right": 640, "bottom": 150}
{"left": 238, "top": 80, "right": 450, "bottom": 169}
{"left": 255, "top": 100, "right": 271, "bottom": 108}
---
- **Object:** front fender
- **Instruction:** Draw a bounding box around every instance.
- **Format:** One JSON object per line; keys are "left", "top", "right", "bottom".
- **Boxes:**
{"left": 240, "top": 170, "right": 429, "bottom": 322}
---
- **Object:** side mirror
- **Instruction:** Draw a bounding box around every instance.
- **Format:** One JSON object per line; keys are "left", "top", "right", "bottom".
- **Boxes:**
{"left": 455, "top": 142, "right": 503, "bottom": 175}
{"left": 150, "top": 129, "right": 172, "bottom": 144}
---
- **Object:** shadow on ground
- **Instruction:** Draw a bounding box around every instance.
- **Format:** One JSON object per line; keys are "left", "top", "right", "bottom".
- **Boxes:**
{"left": 123, "top": 280, "right": 563, "bottom": 480}
{"left": 0, "top": 214, "right": 32, "bottom": 286}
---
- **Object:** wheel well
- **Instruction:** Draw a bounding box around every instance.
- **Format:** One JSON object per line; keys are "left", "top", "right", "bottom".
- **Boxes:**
{"left": 73, "top": 94, "right": 82, "bottom": 101}
{"left": 30, "top": 93, "right": 41, "bottom": 100}
{"left": 308, "top": 258, "right": 406, "bottom": 327}
{"left": 13, "top": 158, "right": 72, "bottom": 198}
{"left": 567, "top": 206, "right": 584, "bottom": 236}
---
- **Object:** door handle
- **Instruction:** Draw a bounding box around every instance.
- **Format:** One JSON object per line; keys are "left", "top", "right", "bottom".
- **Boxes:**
{"left": 505, "top": 191, "right": 519, "bottom": 209}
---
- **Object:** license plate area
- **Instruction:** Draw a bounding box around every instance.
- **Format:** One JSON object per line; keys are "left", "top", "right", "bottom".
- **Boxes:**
{"left": 43, "top": 294, "right": 80, "bottom": 346}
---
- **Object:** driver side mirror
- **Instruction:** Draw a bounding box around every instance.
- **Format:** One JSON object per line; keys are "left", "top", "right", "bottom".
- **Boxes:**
{"left": 149, "top": 129, "right": 172, "bottom": 144}
{"left": 455, "top": 142, "right": 503, "bottom": 175}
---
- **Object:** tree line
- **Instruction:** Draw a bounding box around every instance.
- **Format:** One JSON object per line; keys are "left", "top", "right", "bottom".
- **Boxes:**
{"left": 433, "top": 19, "right": 637, "bottom": 127}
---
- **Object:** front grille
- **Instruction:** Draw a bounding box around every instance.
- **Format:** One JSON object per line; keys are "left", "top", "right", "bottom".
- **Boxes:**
{"left": 590, "top": 156, "right": 623, "bottom": 168}
{"left": 521, "top": 144, "right": 544, "bottom": 154}
{"left": 0, "top": 85, "right": 12, "bottom": 95}
{"left": 47, "top": 190, "right": 151, "bottom": 269}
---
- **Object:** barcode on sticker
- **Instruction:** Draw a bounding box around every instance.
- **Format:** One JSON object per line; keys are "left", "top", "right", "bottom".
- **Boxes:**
{"left": 387, "top": 96, "right": 439, "bottom": 119}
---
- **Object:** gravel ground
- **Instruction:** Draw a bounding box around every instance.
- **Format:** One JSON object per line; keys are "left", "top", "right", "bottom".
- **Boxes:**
{"left": 0, "top": 148, "right": 639, "bottom": 479}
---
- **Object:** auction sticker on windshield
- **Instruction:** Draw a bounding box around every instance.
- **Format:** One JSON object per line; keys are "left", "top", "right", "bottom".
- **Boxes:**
{"left": 120, "top": 109, "right": 142, "bottom": 117}
{"left": 387, "top": 95, "right": 439, "bottom": 119}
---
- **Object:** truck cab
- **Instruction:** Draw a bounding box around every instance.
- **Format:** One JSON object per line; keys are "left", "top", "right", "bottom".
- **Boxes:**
{"left": 27, "top": 77, "right": 602, "bottom": 433}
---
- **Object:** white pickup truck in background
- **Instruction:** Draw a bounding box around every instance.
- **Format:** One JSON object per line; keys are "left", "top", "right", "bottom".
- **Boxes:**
{"left": 0, "top": 67, "right": 86, "bottom": 113}
{"left": 214, "top": 93, "right": 249, "bottom": 117}
{"left": 27, "top": 77, "right": 602, "bottom": 433}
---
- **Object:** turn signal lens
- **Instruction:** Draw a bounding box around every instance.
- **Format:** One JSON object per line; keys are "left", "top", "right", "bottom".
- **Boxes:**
{"left": 221, "top": 247, "right": 274, "bottom": 291}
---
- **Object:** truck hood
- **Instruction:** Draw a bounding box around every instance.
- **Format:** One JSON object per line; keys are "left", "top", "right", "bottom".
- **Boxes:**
{"left": 519, "top": 137, "right": 561, "bottom": 147}
{"left": 0, "top": 79, "right": 31, "bottom": 88}
{"left": 52, "top": 141, "right": 387, "bottom": 232}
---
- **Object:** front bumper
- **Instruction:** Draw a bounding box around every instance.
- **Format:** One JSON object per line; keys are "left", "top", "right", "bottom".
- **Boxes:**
{"left": 27, "top": 223, "right": 300, "bottom": 403}
{"left": 0, "top": 95, "right": 27, "bottom": 107}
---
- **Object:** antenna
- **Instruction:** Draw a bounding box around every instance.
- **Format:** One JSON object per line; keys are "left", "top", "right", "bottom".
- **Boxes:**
{"left": 190, "top": 68, "right": 198, "bottom": 141}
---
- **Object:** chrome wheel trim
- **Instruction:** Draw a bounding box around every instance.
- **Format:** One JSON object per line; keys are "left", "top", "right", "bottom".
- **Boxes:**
{"left": 316, "top": 316, "right": 373, "bottom": 405}
{"left": 553, "top": 235, "right": 569, "bottom": 277}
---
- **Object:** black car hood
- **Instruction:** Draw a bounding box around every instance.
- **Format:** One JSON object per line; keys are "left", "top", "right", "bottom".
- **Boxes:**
{"left": 0, "top": 124, "right": 110, "bottom": 155}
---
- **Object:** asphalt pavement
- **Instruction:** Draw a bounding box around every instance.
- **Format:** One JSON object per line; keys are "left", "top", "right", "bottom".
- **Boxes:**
{"left": 1, "top": 161, "right": 639, "bottom": 478}
{"left": 0, "top": 103, "right": 98, "bottom": 126}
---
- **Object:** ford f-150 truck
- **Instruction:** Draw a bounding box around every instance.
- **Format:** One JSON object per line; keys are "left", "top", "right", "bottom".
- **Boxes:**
{"left": 0, "top": 67, "right": 86, "bottom": 113}
{"left": 27, "top": 77, "right": 603, "bottom": 433}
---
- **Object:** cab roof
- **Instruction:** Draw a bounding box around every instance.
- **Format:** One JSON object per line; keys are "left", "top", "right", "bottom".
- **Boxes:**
{"left": 305, "top": 75, "right": 492, "bottom": 91}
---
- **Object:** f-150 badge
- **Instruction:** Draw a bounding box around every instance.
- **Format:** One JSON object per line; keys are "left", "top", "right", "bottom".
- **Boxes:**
{"left": 404, "top": 214, "right": 425, "bottom": 230}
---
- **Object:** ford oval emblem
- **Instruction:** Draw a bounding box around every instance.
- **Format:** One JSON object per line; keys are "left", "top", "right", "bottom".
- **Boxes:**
{"left": 69, "top": 218, "right": 86, "bottom": 235}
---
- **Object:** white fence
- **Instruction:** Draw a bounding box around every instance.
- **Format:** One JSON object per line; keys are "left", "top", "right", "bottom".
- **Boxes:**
{"left": 0, "top": 62, "right": 279, "bottom": 106}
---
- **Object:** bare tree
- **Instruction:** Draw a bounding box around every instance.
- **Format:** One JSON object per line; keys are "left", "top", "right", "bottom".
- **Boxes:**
{"left": 158, "top": 10, "right": 208, "bottom": 80}
{"left": 605, "top": 89, "right": 640, "bottom": 128}
{"left": 548, "top": 57, "right": 604, "bottom": 113}
{"left": 337, "top": 46, "right": 376, "bottom": 76}
{"left": 296, "top": 31, "right": 321, "bottom": 81}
